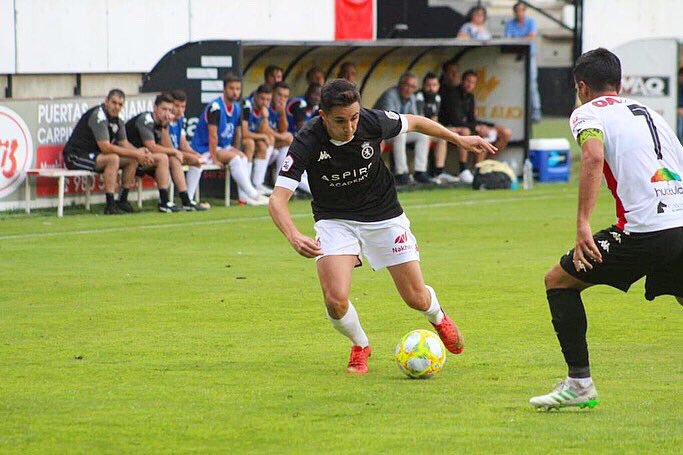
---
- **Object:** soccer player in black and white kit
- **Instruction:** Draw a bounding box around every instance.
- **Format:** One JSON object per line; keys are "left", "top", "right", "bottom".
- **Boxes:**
{"left": 530, "top": 49, "right": 683, "bottom": 410}
{"left": 269, "top": 80, "right": 497, "bottom": 374}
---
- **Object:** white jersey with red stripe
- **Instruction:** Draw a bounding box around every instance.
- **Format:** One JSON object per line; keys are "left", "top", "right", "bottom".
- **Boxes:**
{"left": 570, "top": 95, "right": 683, "bottom": 233}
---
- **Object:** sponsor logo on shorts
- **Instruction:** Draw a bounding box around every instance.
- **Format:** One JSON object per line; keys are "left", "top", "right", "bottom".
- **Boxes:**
{"left": 392, "top": 231, "right": 413, "bottom": 254}
{"left": 281, "top": 154, "right": 293, "bottom": 172}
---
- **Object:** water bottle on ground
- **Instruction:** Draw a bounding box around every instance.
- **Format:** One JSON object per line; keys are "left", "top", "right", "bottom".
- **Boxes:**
{"left": 523, "top": 158, "right": 534, "bottom": 190}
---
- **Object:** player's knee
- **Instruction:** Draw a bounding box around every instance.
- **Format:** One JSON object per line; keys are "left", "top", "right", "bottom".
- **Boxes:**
{"left": 403, "top": 284, "right": 430, "bottom": 310}
{"left": 284, "top": 132, "right": 294, "bottom": 145}
{"left": 502, "top": 127, "right": 512, "bottom": 140}
{"left": 155, "top": 153, "right": 169, "bottom": 166}
{"left": 544, "top": 264, "right": 573, "bottom": 290}
{"left": 323, "top": 290, "right": 349, "bottom": 315}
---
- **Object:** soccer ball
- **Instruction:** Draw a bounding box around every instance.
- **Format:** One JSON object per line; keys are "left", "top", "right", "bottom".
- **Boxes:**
{"left": 395, "top": 329, "right": 447, "bottom": 379}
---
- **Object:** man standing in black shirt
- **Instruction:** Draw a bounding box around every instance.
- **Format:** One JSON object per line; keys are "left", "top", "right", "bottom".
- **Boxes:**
{"left": 63, "top": 89, "right": 150, "bottom": 215}
{"left": 416, "top": 72, "right": 458, "bottom": 184}
{"left": 126, "top": 94, "right": 191, "bottom": 212}
{"left": 269, "top": 79, "right": 496, "bottom": 374}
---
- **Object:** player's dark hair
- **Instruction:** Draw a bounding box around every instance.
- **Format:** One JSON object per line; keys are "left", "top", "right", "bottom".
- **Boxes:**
{"left": 462, "top": 70, "right": 478, "bottom": 81}
{"left": 107, "top": 88, "right": 125, "bottom": 100}
{"left": 169, "top": 89, "right": 187, "bottom": 102}
{"left": 273, "top": 81, "right": 290, "bottom": 91}
{"left": 154, "top": 93, "right": 174, "bottom": 106}
{"left": 264, "top": 65, "right": 283, "bottom": 81}
{"left": 320, "top": 79, "right": 361, "bottom": 112}
{"left": 306, "top": 82, "right": 322, "bottom": 97}
{"left": 423, "top": 72, "right": 438, "bottom": 84}
{"left": 306, "top": 66, "right": 324, "bottom": 82}
{"left": 513, "top": 1, "right": 525, "bottom": 12}
{"left": 223, "top": 72, "right": 242, "bottom": 85}
{"left": 255, "top": 84, "right": 273, "bottom": 95}
{"left": 466, "top": 5, "right": 487, "bottom": 22}
{"left": 573, "top": 48, "right": 622, "bottom": 92}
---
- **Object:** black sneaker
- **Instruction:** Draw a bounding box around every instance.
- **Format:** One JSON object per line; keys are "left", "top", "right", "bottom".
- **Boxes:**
{"left": 183, "top": 200, "right": 208, "bottom": 211}
{"left": 394, "top": 173, "right": 412, "bottom": 186}
{"left": 117, "top": 200, "right": 135, "bottom": 213}
{"left": 414, "top": 171, "right": 437, "bottom": 184}
{"left": 158, "top": 201, "right": 181, "bottom": 213}
{"left": 104, "top": 203, "right": 126, "bottom": 215}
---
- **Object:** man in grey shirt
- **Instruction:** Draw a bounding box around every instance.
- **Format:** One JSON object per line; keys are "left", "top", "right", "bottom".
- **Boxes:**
{"left": 374, "top": 72, "right": 433, "bottom": 185}
{"left": 63, "top": 89, "right": 152, "bottom": 214}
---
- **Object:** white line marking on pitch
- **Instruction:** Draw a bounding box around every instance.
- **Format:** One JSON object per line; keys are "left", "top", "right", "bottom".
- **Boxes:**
{"left": 0, "top": 193, "right": 573, "bottom": 241}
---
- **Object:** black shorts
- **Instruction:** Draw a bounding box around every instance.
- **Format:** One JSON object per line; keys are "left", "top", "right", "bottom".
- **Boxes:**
{"left": 135, "top": 166, "right": 156, "bottom": 177}
{"left": 64, "top": 151, "right": 101, "bottom": 173}
{"left": 560, "top": 225, "right": 683, "bottom": 300}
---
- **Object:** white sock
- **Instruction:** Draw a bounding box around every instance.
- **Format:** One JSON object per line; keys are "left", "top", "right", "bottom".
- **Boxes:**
{"left": 230, "top": 157, "right": 258, "bottom": 200}
{"left": 298, "top": 171, "right": 311, "bottom": 194}
{"left": 568, "top": 376, "right": 593, "bottom": 388}
{"left": 422, "top": 285, "right": 444, "bottom": 324}
{"left": 327, "top": 302, "right": 369, "bottom": 347}
{"left": 252, "top": 158, "right": 269, "bottom": 187}
{"left": 268, "top": 146, "right": 281, "bottom": 165}
{"left": 185, "top": 166, "right": 202, "bottom": 200}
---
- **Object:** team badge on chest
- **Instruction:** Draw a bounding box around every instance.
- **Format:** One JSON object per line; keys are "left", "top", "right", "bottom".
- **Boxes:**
{"left": 361, "top": 142, "right": 374, "bottom": 159}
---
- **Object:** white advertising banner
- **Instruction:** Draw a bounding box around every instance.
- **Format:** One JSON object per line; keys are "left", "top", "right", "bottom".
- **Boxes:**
{"left": 614, "top": 38, "right": 679, "bottom": 130}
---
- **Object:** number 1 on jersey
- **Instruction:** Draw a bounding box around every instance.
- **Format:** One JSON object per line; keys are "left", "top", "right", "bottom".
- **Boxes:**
{"left": 628, "top": 104, "right": 662, "bottom": 159}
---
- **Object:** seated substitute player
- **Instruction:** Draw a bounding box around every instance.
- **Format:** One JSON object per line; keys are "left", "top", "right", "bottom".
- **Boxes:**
{"left": 126, "top": 93, "right": 200, "bottom": 212}
{"left": 374, "top": 72, "right": 434, "bottom": 185}
{"left": 530, "top": 48, "right": 683, "bottom": 410}
{"left": 269, "top": 79, "right": 497, "bottom": 374}
{"left": 305, "top": 66, "right": 325, "bottom": 87}
{"left": 63, "top": 88, "right": 147, "bottom": 215}
{"left": 192, "top": 72, "right": 268, "bottom": 206}
{"left": 263, "top": 81, "right": 295, "bottom": 190}
{"left": 168, "top": 89, "right": 209, "bottom": 209}
{"left": 242, "top": 84, "right": 277, "bottom": 198}
{"left": 287, "top": 82, "right": 321, "bottom": 134}
{"left": 416, "top": 73, "right": 458, "bottom": 184}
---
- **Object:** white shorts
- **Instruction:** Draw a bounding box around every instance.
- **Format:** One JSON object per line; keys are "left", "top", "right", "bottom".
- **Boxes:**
{"left": 314, "top": 213, "right": 420, "bottom": 271}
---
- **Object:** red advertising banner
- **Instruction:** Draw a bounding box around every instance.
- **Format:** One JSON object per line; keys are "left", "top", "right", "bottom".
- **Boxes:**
{"left": 335, "top": 0, "right": 374, "bottom": 40}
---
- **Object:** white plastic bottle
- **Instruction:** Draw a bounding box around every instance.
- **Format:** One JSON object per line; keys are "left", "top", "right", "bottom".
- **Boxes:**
{"left": 523, "top": 158, "right": 534, "bottom": 190}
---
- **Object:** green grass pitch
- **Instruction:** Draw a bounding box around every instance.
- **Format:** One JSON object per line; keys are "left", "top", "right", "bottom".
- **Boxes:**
{"left": 0, "top": 120, "right": 681, "bottom": 453}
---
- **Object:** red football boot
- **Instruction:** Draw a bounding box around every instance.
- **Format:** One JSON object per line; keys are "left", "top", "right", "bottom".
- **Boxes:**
{"left": 347, "top": 345, "right": 371, "bottom": 374}
{"left": 431, "top": 313, "right": 464, "bottom": 354}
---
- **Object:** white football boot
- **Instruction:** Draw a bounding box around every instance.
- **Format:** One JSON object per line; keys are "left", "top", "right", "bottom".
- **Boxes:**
{"left": 530, "top": 379, "right": 599, "bottom": 411}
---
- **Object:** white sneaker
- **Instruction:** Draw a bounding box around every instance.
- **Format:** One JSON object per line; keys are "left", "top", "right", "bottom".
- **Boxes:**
{"left": 434, "top": 172, "right": 459, "bottom": 184}
{"left": 458, "top": 169, "right": 474, "bottom": 184}
{"left": 256, "top": 184, "right": 273, "bottom": 196}
{"left": 529, "top": 379, "right": 599, "bottom": 411}
{"left": 241, "top": 194, "right": 269, "bottom": 206}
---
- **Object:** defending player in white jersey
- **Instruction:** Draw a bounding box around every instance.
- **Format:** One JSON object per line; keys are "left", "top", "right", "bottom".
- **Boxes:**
{"left": 530, "top": 48, "right": 683, "bottom": 410}
{"left": 269, "top": 79, "right": 496, "bottom": 374}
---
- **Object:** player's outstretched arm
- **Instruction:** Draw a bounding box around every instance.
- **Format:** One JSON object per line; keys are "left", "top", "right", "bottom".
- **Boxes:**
{"left": 403, "top": 114, "right": 497, "bottom": 155}
{"left": 269, "top": 186, "right": 322, "bottom": 258}
{"left": 574, "top": 134, "right": 605, "bottom": 271}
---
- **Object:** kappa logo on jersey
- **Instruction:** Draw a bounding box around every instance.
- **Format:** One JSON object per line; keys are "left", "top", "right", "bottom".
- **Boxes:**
{"left": 384, "top": 111, "right": 399, "bottom": 120}
{"left": 282, "top": 154, "right": 294, "bottom": 172}
{"left": 318, "top": 150, "right": 331, "bottom": 161}
{"left": 361, "top": 142, "right": 374, "bottom": 159}
{"left": 144, "top": 113, "right": 154, "bottom": 125}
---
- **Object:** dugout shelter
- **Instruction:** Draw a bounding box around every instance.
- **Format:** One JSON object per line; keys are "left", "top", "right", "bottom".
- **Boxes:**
{"left": 142, "top": 39, "right": 532, "bottom": 187}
